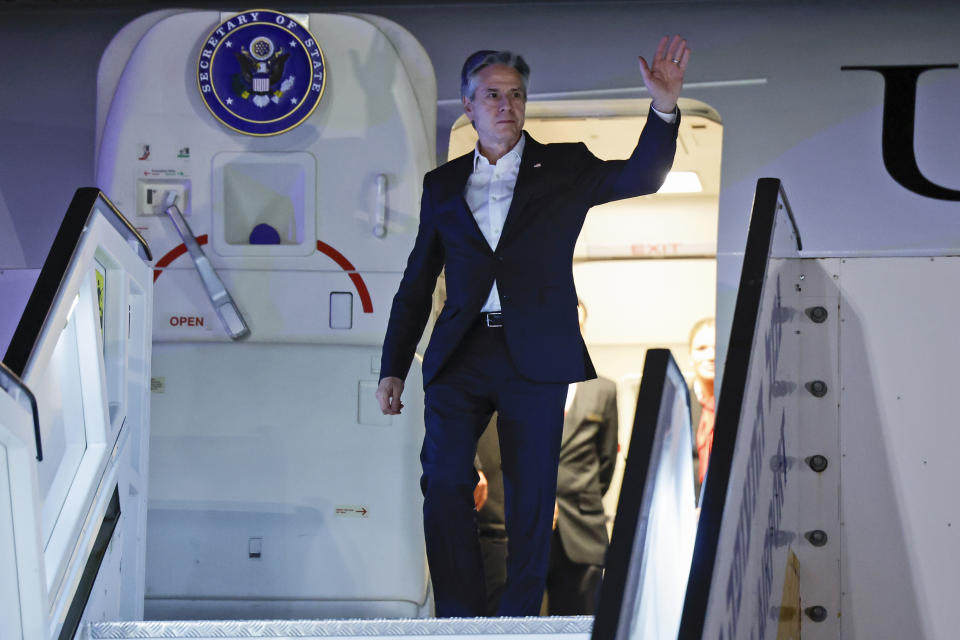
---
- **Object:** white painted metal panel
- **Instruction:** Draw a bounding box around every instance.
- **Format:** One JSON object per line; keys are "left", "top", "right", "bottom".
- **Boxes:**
{"left": 837, "top": 256, "right": 960, "bottom": 640}
{"left": 147, "top": 343, "right": 426, "bottom": 619}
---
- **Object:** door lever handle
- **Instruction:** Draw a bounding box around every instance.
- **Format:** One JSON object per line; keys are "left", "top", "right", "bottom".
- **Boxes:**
{"left": 163, "top": 192, "right": 250, "bottom": 340}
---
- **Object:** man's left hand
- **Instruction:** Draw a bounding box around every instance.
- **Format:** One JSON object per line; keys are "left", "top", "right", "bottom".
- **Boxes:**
{"left": 474, "top": 470, "right": 489, "bottom": 511}
{"left": 639, "top": 34, "right": 690, "bottom": 113}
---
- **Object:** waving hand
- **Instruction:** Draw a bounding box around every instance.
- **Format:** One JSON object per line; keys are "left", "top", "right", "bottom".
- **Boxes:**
{"left": 639, "top": 35, "right": 690, "bottom": 113}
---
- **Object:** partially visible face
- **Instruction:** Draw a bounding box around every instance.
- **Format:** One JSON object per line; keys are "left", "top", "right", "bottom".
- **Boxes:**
{"left": 462, "top": 64, "right": 526, "bottom": 150}
{"left": 691, "top": 325, "right": 716, "bottom": 382}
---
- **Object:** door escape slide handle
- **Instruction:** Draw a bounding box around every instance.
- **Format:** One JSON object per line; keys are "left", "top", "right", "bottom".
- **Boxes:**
{"left": 163, "top": 192, "right": 250, "bottom": 340}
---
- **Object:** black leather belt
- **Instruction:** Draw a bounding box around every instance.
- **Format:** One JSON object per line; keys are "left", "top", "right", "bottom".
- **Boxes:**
{"left": 480, "top": 312, "right": 503, "bottom": 328}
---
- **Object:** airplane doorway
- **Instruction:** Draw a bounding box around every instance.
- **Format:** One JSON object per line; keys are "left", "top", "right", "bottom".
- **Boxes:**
{"left": 448, "top": 97, "right": 722, "bottom": 611}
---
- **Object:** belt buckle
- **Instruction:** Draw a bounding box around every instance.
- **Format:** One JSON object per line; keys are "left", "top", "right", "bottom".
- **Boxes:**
{"left": 485, "top": 312, "right": 503, "bottom": 328}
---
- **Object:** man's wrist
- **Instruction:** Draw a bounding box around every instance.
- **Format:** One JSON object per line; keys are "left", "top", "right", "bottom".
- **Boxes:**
{"left": 650, "top": 103, "right": 678, "bottom": 124}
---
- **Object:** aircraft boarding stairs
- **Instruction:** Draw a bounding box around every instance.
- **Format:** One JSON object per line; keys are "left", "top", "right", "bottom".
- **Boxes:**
{"left": 4, "top": 179, "right": 958, "bottom": 639}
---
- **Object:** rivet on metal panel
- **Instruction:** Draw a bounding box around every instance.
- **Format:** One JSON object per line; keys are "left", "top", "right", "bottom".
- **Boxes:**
{"left": 807, "top": 455, "right": 829, "bottom": 473}
{"left": 805, "top": 605, "right": 828, "bottom": 622}
{"left": 805, "top": 529, "right": 828, "bottom": 546}
{"left": 806, "top": 380, "right": 828, "bottom": 397}
{"left": 805, "top": 306, "right": 828, "bottom": 323}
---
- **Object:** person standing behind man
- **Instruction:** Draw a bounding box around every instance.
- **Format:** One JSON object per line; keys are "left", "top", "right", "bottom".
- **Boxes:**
{"left": 688, "top": 317, "right": 715, "bottom": 500}
{"left": 376, "top": 37, "right": 689, "bottom": 617}
{"left": 547, "top": 299, "right": 618, "bottom": 615}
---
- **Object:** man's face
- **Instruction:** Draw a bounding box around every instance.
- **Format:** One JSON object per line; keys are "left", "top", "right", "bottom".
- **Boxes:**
{"left": 691, "top": 325, "right": 715, "bottom": 383}
{"left": 462, "top": 64, "right": 526, "bottom": 150}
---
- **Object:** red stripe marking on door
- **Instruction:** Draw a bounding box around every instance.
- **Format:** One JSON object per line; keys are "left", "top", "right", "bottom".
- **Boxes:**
{"left": 316, "top": 240, "right": 374, "bottom": 313}
{"left": 150, "top": 235, "right": 373, "bottom": 313}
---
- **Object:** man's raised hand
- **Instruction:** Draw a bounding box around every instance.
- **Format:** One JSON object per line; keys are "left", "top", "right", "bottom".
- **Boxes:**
{"left": 376, "top": 376, "right": 405, "bottom": 415}
{"left": 638, "top": 34, "right": 690, "bottom": 114}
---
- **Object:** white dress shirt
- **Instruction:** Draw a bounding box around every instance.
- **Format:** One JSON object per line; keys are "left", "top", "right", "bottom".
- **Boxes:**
{"left": 464, "top": 134, "right": 526, "bottom": 312}
{"left": 463, "top": 107, "right": 677, "bottom": 313}
{"left": 564, "top": 383, "right": 578, "bottom": 414}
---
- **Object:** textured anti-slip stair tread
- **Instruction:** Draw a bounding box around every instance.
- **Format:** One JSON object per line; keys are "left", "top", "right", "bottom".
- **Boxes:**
{"left": 89, "top": 616, "right": 594, "bottom": 638}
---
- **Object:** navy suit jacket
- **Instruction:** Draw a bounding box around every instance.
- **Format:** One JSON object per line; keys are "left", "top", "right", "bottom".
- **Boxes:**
{"left": 381, "top": 106, "right": 680, "bottom": 388}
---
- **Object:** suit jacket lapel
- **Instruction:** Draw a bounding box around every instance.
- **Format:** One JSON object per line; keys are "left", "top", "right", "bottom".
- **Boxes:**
{"left": 499, "top": 131, "right": 545, "bottom": 244}
{"left": 437, "top": 152, "right": 492, "bottom": 252}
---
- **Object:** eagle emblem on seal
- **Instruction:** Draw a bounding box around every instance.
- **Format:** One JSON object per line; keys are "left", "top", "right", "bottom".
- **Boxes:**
{"left": 233, "top": 36, "right": 295, "bottom": 108}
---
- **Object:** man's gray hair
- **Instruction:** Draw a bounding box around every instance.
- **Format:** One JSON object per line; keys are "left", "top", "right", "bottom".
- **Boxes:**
{"left": 460, "top": 50, "right": 530, "bottom": 100}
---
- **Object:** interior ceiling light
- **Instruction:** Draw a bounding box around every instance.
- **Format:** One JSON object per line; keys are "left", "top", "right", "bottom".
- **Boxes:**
{"left": 657, "top": 171, "right": 702, "bottom": 194}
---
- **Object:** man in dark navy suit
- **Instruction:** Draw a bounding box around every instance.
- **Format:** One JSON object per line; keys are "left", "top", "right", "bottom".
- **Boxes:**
{"left": 376, "top": 36, "right": 689, "bottom": 617}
